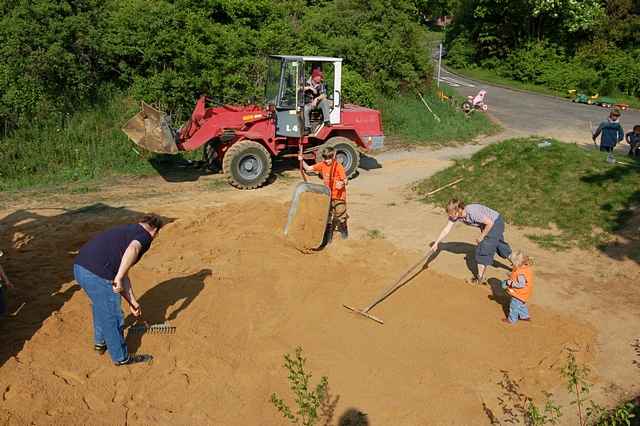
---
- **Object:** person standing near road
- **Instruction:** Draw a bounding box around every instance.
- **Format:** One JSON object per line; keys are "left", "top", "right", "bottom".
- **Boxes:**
{"left": 300, "top": 147, "right": 349, "bottom": 242}
{"left": 593, "top": 109, "right": 624, "bottom": 153}
{"left": 431, "top": 199, "right": 513, "bottom": 285}
{"left": 73, "top": 214, "right": 163, "bottom": 365}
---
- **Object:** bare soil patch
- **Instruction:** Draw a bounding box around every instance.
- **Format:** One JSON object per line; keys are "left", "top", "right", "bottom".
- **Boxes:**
{"left": 0, "top": 199, "right": 596, "bottom": 425}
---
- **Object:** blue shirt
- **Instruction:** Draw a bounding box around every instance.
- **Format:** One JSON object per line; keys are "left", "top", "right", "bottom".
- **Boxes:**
{"left": 594, "top": 120, "right": 624, "bottom": 148}
{"left": 74, "top": 224, "right": 153, "bottom": 281}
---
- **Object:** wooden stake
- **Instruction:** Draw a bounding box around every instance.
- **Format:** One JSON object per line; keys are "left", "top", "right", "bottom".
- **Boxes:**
{"left": 425, "top": 177, "right": 464, "bottom": 197}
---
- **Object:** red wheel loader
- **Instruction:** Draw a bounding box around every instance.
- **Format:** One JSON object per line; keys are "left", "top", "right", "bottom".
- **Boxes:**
{"left": 122, "top": 55, "right": 385, "bottom": 189}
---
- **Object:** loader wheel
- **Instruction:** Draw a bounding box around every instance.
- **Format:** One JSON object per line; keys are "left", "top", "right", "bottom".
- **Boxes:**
{"left": 319, "top": 137, "right": 360, "bottom": 178}
{"left": 222, "top": 140, "right": 272, "bottom": 189}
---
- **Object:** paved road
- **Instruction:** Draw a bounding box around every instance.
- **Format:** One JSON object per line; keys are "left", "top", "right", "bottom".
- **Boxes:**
{"left": 438, "top": 67, "right": 640, "bottom": 146}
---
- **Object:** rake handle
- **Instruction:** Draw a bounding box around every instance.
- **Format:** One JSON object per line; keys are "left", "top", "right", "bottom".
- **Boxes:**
{"left": 363, "top": 249, "right": 433, "bottom": 312}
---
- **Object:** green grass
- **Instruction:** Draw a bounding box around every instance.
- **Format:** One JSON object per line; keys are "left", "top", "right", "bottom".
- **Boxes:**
{"left": 0, "top": 94, "right": 156, "bottom": 191}
{"left": 415, "top": 137, "right": 640, "bottom": 250}
{"left": 449, "top": 65, "right": 640, "bottom": 109}
{"left": 366, "top": 229, "right": 385, "bottom": 239}
{"left": 379, "top": 89, "right": 500, "bottom": 147}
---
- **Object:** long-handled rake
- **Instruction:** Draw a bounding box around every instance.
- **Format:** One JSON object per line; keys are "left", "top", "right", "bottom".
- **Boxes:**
{"left": 128, "top": 321, "right": 176, "bottom": 335}
{"left": 343, "top": 249, "right": 434, "bottom": 324}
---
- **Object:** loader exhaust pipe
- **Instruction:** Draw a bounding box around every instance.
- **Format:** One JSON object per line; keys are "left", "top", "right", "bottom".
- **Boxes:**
{"left": 122, "top": 102, "right": 179, "bottom": 154}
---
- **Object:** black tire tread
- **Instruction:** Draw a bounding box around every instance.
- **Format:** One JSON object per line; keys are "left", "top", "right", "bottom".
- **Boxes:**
{"left": 322, "top": 137, "right": 360, "bottom": 179}
{"left": 222, "top": 140, "right": 272, "bottom": 189}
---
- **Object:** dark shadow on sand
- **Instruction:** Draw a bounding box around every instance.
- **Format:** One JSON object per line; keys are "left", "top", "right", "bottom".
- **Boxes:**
{"left": 126, "top": 269, "right": 211, "bottom": 353}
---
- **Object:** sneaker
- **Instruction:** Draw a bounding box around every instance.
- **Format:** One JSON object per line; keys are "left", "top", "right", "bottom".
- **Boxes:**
{"left": 520, "top": 317, "right": 531, "bottom": 322}
{"left": 115, "top": 354, "right": 154, "bottom": 366}
{"left": 323, "top": 121, "right": 332, "bottom": 128}
{"left": 94, "top": 343, "right": 107, "bottom": 355}
{"left": 501, "top": 318, "right": 514, "bottom": 324}
{"left": 465, "top": 277, "right": 487, "bottom": 285}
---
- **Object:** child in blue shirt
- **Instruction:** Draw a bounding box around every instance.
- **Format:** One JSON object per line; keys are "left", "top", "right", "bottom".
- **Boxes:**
{"left": 593, "top": 110, "right": 624, "bottom": 152}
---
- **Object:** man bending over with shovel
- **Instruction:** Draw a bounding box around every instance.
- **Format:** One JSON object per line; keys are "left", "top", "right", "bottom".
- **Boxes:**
{"left": 300, "top": 147, "right": 349, "bottom": 241}
{"left": 73, "top": 214, "right": 163, "bottom": 365}
{"left": 431, "top": 199, "right": 513, "bottom": 285}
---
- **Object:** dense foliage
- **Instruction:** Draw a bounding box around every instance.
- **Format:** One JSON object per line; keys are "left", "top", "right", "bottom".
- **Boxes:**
{"left": 445, "top": 0, "right": 640, "bottom": 99}
{"left": 0, "top": 0, "right": 433, "bottom": 131}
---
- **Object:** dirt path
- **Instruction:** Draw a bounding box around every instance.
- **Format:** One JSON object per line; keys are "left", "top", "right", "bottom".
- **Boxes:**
{"left": 1, "top": 133, "right": 639, "bottom": 424}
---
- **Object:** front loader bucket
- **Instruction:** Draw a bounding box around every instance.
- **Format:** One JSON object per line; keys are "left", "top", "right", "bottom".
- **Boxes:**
{"left": 284, "top": 182, "right": 331, "bottom": 250}
{"left": 122, "top": 102, "right": 179, "bottom": 154}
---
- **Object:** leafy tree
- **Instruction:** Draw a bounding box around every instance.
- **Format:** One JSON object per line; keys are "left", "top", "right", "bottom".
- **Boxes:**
{"left": 0, "top": 0, "right": 433, "bottom": 131}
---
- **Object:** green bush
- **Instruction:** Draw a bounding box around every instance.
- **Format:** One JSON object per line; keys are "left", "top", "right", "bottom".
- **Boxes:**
{"left": 0, "top": 0, "right": 433, "bottom": 130}
{"left": 446, "top": 34, "right": 476, "bottom": 69}
{"left": 444, "top": 1, "right": 640, "bottom": 100}
{"left": 499, "top": 41, "right": 563, "bottom": 84}
{"left": 341, "top": 69, "right": 376, "bottom": 107}
{"left": 0, "top": 0, "right": 107, "bottom": 130}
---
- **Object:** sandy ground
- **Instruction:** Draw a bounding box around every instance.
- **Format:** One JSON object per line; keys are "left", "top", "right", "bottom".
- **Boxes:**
{"left": 1, "top": 134, "right": 639, "bottom": 425}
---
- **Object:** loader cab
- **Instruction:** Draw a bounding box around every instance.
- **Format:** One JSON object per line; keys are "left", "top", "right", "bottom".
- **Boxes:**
{"left": 266, "top": 55, "right": 342, "bottom": 137}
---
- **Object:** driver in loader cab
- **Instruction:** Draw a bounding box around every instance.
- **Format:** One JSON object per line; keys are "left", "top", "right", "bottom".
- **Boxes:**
{"left": 300, "top": 147, "right": 349, "bottom": 242}
{"left": 303, "top": 68, "right": 332, "bottom": 134}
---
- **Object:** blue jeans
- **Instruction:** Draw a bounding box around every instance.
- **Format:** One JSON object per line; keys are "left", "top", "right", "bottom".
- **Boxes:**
{"left": 476, "top": 216, "right": 512, "bottom": 266}
{"left": 73, "top": 264, "right": 128, "bottom": 363}
{"left": 508, "top": 297, "right": 529, "bottom": 323}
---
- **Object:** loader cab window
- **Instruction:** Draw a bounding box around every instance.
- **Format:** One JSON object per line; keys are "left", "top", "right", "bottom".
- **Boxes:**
{"left": 279, "top": 60, "right": 300, "bottom": 110}
{"left": 265, "top": 58, "right": 282, "bottom": 107}
{"left": 305, "top": 62, "right": 333, "bottom": 100}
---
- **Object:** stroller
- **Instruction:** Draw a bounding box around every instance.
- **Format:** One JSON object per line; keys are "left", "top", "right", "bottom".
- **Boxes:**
{"left": 462, "top": 90, "right": 488, "bottom": 114}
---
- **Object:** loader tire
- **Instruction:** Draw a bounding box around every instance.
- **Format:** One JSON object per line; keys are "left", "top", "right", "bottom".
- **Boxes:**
{"left": 222, "top": 140, "right": 272, "bottom": 189}
{"left": 318, "top": 137, "right": 360, "bottom": 179}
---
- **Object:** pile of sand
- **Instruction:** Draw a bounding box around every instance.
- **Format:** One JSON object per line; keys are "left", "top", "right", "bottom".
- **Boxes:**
{"left": 0, "top": 200, "right": 596, "bottom": 425}
{"left": 286, "top": 191, "right": 330, "bottom": 250}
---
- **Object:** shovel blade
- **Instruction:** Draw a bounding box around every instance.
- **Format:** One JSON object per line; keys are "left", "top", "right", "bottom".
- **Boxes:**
{"left": 122, "top": 102, "right": 179, "bottom": 154}
{"left": 284, "top": 182, "right": 331, "bottom": 249}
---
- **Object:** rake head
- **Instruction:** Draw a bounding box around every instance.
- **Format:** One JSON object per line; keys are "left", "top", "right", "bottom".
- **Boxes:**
{"left": 128, "top": 321, "right": 176, "bottom": 335}
{"left": 342, "top": 305, "right": 384, "bottom": 325}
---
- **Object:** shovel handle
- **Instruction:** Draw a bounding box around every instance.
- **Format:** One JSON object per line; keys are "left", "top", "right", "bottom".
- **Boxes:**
{"left": 299, "top": 143, "right": 307, "bottom": 183}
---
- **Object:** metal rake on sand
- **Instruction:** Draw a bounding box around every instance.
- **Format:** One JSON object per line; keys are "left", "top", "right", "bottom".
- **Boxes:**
{"left": 343, "top": 248, "right": 434, "bottom": 324}
{"left": 128, "top": 321, "right": 176, "bottom": 335}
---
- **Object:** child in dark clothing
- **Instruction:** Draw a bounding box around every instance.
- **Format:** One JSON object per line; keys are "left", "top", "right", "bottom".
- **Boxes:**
{"left": 626, "top": 125, "right": 640, "bottom": 158}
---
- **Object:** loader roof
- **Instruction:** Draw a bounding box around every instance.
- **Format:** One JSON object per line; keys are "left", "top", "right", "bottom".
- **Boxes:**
{"left": 270, "top": 55, "right": 343, "bottom": 62}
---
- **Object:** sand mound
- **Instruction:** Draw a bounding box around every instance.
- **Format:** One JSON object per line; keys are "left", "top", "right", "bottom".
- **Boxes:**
{"left": 0, "top": 199, "right": 596, "bottom": 425}
{"left": 286, "top": 191, "right": 330, "bottom": 250}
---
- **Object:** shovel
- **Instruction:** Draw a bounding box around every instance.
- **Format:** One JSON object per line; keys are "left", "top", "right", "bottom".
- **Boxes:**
{"left": 343, "top": 248, "right": 435, "bottom": 324}
{"left": 283, "top": 113, "right": 332, "bottom": 249}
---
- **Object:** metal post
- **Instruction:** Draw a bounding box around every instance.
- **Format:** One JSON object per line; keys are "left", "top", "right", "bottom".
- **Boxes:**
{"left": 437, "top": 43, "right": 443, "bottom": 88}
